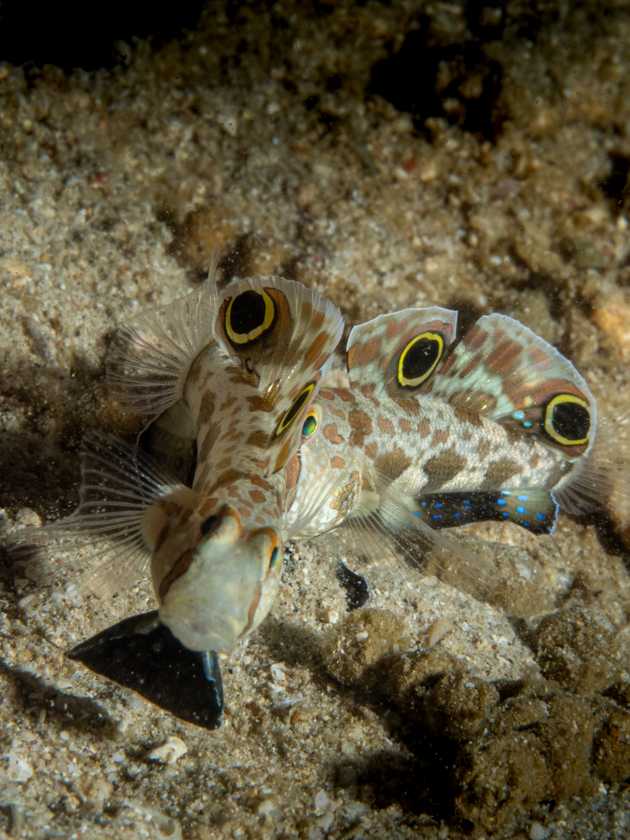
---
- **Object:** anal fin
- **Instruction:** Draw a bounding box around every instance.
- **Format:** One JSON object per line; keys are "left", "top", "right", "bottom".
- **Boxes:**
{"left": 415, "top": 488, "right": 559, "bottom": 535}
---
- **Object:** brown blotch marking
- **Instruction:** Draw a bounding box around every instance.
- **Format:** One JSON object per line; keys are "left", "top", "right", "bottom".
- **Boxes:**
{"left": 399, "top": 418, "right": 413, "bottom": 433}
{"left": 439, "top": 354, "right": 456, "bottom": 375}
{"left": 336, "top": 388, "right": 354, "bottom": 403}
{"left": 159, "top": 548, "right": 195, "bottom": 601}
{"left": 311, "top": 308, "right": 326, "bottom": 330}
{"left": 486, "top": 337, "right": 522, "bottom": 376}
{"left": 483, "top": 457, "right": 522, "bottom": 489}
{"left": 323, "top": 423, "right": 344, "bottom": 445}
{"left": 457, "top": 351, "right": 485, "bottom": 381}
{"left": 319, "top": 388, "right": 336, "bottom": 401}
{"left": 360, "top": 383, "right": 380, "bottom": 406}
{"left": 249, "top": 488, "right": 266, "bottom": 504}
{"left": 529, "top": 452, "right": 541, "bottom": 469}
{"left": 423, "top": 447, "right": 467, "bottom": 490}
{"left": 225, "top": 425, "right": 245, "bottom": 443}
{"left": 198, "top": 497, "right": 219, "bottom": 516}
{"left": 460, "top": 428, "right": 473, "bottom": 442}
{"left": 528, "top": 345, "right": 550, "bottom": 366}
{"left": 418, "top": 418, "right": 431, "bottom": 438}
{"left": 300, "top": 300, "right": 313, "bottom": 322}
{"left": 250, "top": 474, "right": 274, "bottom": 492}
{"left": 274, "top": 439, "right": 292, "bottom": 471}
{"left": 365, "top": 441, "right": 378, "bottom": 459}
{"left": 285, "top": 454, "right": 300, "bottom": 488}
{"left": 451, "top": 402, "right": 484, "bottom": 427}
{"left": 348, "top": 337, "right": 381, "bottom": 369}
{"left": 476, "top": 438, "right": 492, "bottom": 460}
{"left": 246, "top": 429, "right": 268, "bottom": 448}
{"left": 198, "top": 391, "right": 215, "bottom": 426}
{"left": 385, "top": 318, "right": 405, "bottom": 339}
{"left": 186, "top": 356, "right": 202, "bottom": 387}
{"left": 392, "top": 396, "right": 419, "bottom": 416}
{"left": 247, "top": 394, "right": 275, "bottom": 412}
{"left": 430, "top": 428, "right": 450, "bottom": 447}
{"left": 377, "top": 416, "right": 395, "bottom": 435}
{"left": 208, "top": 468, "right": 246, "bottom": 493}
{"left": 348, "top": 409, "right": 373, "bottom": 448}
{"left": 328, "top": 403, "right": 346, "bottom": 419}
{"left": 199, "top": 424, "right": 220, "bottom": 463}
{"left": 304, "top": 331, "right": 329, "bottom": 366}
{"left": 330, "top": 454, "right": 346, "bottom": 469}
{"left": 463, "top": 325, "right": 488, "bottom": 351}
{"left": 375, "top": 447, "right": 412, "bottom": 480}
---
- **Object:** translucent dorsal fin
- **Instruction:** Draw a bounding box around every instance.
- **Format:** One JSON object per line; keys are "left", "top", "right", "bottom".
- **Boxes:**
{"left": 346, "top": 306, "right": 459, "bottom": 395}
{"left": 108, "top": 274, "right": 344, "bottom": 419}
{"left": 108, "top": 275, "right": 345, "bottom": 478}
{"left": 428, "top": 314, "right": 596, "bottom": 457}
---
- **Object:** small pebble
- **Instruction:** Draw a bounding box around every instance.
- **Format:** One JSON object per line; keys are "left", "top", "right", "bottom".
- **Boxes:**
{"left": 314, "top": 790, "right": 331, "bottom": 814}
{"left": 529, "top": 821, "right": 548, "bottom": 840}
{"left": 6, "top": 751, "right": 34, "bottom": 783}
{"left": 147, "top": 736, "right": 188, "bottom": 765}
{"left": 14, "top": 508, "right": 42, "bottom": 528}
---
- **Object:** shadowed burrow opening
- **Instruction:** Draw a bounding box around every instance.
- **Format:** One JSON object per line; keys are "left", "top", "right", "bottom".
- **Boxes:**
{"left": 331, "top": 740, "right": 468, "bottom": 827}
{"left": 368, "top": 25, "right": 504, "bottom": 142}
{"left": 0, "top": 0, "right": 207, "bottom": 70}
{"left": 600, "top": 152, "right": 630, "bottom": 214}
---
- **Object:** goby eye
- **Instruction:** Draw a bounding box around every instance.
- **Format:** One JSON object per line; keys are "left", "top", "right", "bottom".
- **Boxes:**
{"left": 397, "top": 331, "right": 445, "bottom": 388}
{"left": 301, "top": 406, "right": 320, "bottom": 439}
{"left": 543, "top": 393, "right": 591, "bottom": 446}
{"left": 275, "top": 382, "right": 315, "bottom": 437}
{"left": 225, "top": 289, "right": 275, "bottom": 346}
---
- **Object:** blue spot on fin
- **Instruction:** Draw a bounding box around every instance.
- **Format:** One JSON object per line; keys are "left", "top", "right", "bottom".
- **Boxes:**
{"left": 415, "top": 488, "right": 558, "bottom": 535}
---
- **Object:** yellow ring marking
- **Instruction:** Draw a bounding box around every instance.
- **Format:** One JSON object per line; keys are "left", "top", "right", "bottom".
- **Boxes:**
{"left": 397, "top": 331, "right": 444, "bottom": 388}
{"left": 225, "top": 289, "right": 275, "bottom": 345}
{"left": 543, "top": 393, "right": 590, "bottom": 446}
{"left": 275, "top": 382, "right": 315, "bottom": 437}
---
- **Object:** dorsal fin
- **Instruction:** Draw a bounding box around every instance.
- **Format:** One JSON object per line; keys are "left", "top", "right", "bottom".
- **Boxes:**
{"left": 107, "top": 274, "right": 344, "bottom": 420}
{"left": 347, "top": 306, "right": 459, "bottom": 394}
{"left": 428, "top": 313, "right": 597, "bottom": 460}
{"left": 107, "top": 275, "right": 345, "bottom": 477}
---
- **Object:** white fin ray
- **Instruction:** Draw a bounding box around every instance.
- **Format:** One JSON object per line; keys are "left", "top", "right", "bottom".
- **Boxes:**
{"left": 11, "top": 433, "right": 184, "bottom": 599}
{"left": 107, "top": 278, "right": 224, "bottom": 420}
{"left": 554, "top": 410, "right": 630, "bottom": 516}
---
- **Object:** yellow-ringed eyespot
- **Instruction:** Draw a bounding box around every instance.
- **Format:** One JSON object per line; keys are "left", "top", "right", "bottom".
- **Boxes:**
{"left": 301, "top": 405, "right": 320, "bottom": 439}
{"left": 543, "top": 393, "right": 591, "bottom": 446}
{"left": 225, "top": 288, "right": 275, "bottom": 345}
{"left": 397, "top": 331, "right": 445, "bottom": 388}
{"left": 274, "top": 382, "right": 315, "bottom": 437}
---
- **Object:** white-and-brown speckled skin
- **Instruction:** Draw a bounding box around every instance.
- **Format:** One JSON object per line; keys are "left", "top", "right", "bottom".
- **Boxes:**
{"left": 286, "top": 307, "right": 596, "bottom": 540}
{"left": 286, "top": 388, "right": 573, "bottom": 538}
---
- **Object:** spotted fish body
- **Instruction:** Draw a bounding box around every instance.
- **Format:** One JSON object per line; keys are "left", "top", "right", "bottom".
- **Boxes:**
{"left": 286, "top": 306, "right": 599, "bottom": 552}
{"left": 56, "top": 276, "right": 344, "bottom": 655}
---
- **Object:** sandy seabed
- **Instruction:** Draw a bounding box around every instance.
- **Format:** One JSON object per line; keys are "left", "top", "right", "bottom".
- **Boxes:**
{"left": 1, "top": 2, "right": 629, "bottom": 838}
